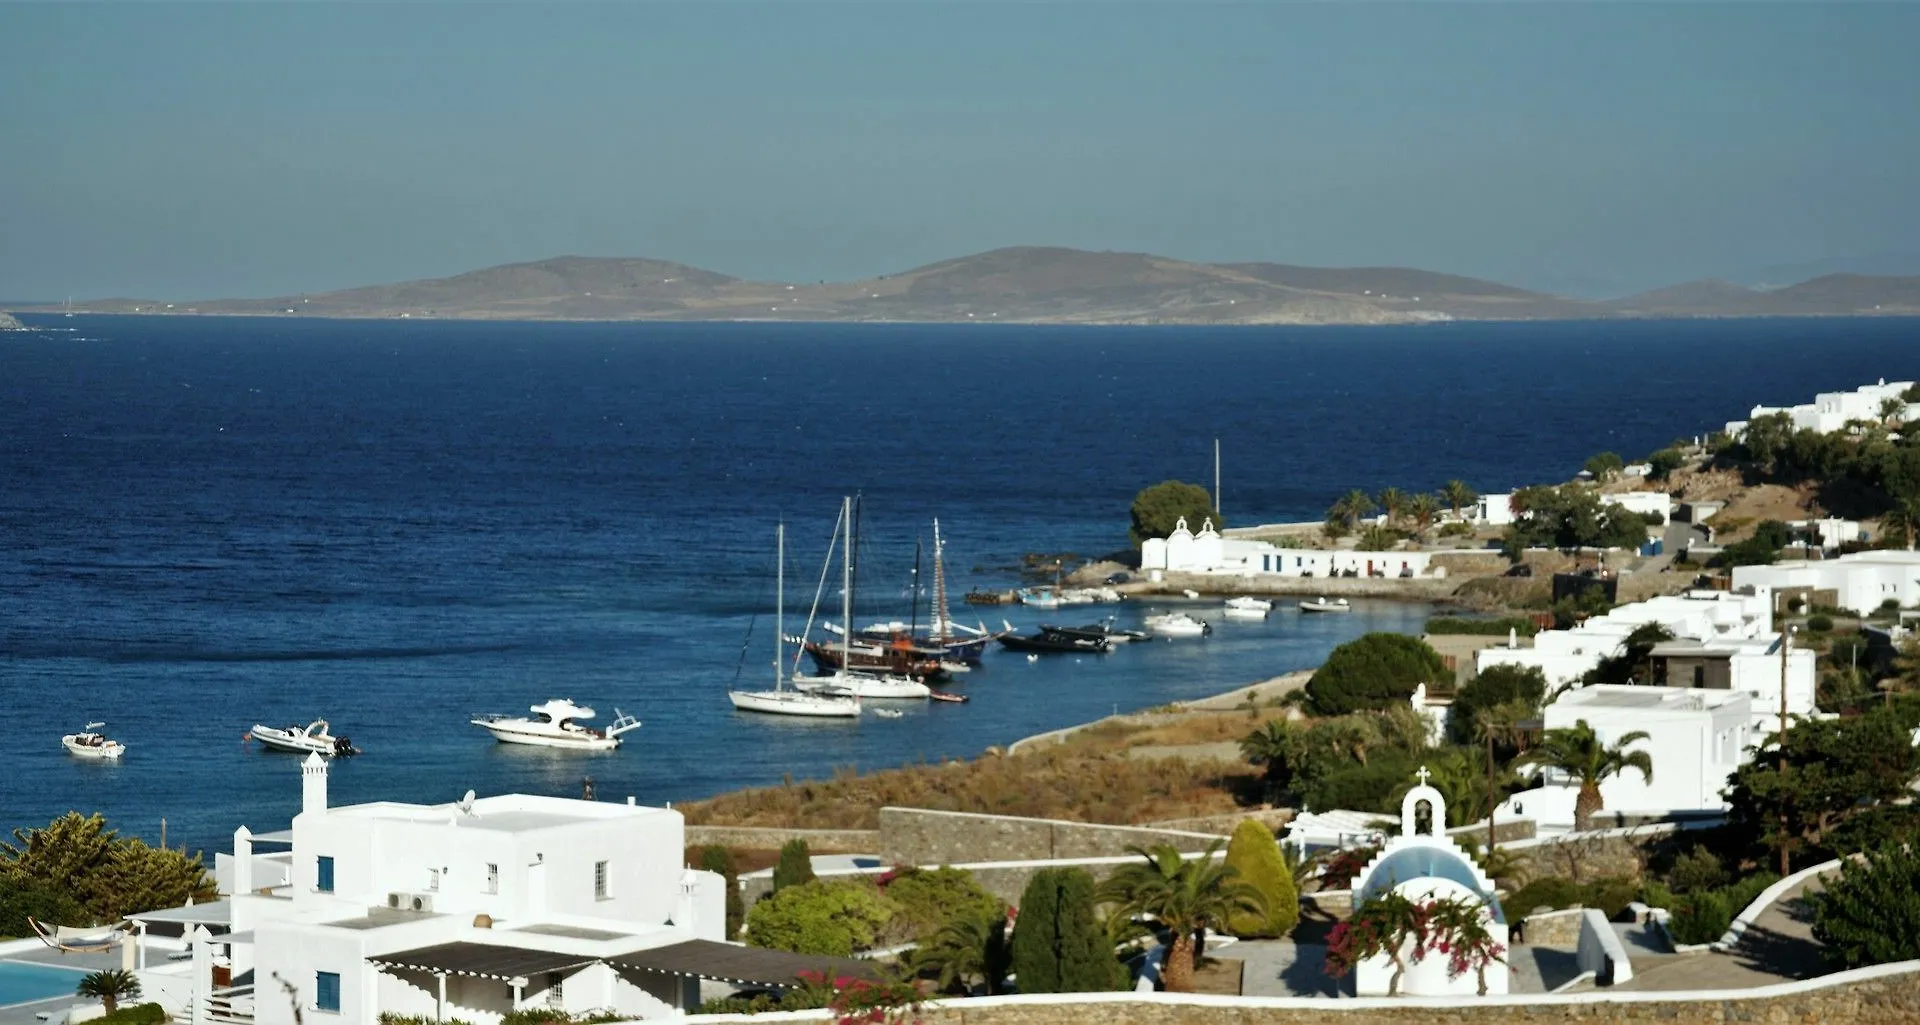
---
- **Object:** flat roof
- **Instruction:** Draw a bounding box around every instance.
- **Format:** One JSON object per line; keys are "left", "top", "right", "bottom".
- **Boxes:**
{"left": 328, "top": 794, "right": 673, "bottom": 833}
{"left": 325, "top": 907, "right": 444, "bottom": 931}
{"left": 510, "top": 924, "right": 631, "bottom": 941}
{"left": 125, "top": 899, "right": 232, "bottom": 927}
{"left": 609, "top": 940, "right": 880, "bottom": 989}
{"left": 1555, "top": 685, "right": 1743, "bottom": 712}
{"left": 369, "top": 942, "right": 597, "bottom": 982}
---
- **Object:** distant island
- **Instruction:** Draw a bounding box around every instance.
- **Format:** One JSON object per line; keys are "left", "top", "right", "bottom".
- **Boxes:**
{"left": 14, "top": 246, "right": 1920, "bottom": 326}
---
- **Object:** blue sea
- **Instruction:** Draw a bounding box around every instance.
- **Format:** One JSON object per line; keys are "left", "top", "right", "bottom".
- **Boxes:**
{"left": 2, "top": 314, "right": 1917, "bottom": 857}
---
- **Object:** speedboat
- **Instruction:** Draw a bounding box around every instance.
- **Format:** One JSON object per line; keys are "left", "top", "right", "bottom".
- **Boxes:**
{"left": 248, "top": 718, "right": 358, "bottom": 757}
{"left": 1145, "top": 612, "right": 1211, "bottom": 637}
{"left": 872, "top": 708, "right": 905, "bottom": 719}
{"left": 1039, "top": 619, "right": 1147, "bottom": 644}
{"left": 792, "top": 670, "right": 931, "bottom": 699}
{"left": 471, "top": 699, "right": 640, "bottom": 751}
{"left": 999, "top": 628, "right": 1110, "bottom": 654}
{"left": 1299, "top": 597, "right": 1353, "bottom": 613}
{"left": 1223, "top": 596, "right": 1273, "bottom": 618}
{"left": 928, "top": 689, "right": 970, "bottom": 704}
{"left": 63, "top": 723, "right": 125, "bottom": 761}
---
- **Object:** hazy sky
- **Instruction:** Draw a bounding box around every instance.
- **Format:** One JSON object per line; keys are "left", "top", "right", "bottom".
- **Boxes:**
{"left": 3, "top": 2, "right": 1918, "bottom": 300}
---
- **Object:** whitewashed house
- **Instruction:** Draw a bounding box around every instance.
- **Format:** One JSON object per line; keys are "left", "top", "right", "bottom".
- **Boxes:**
{"left": 1724, "top": 378, "right": 1917, "bottom": 438}
{"left": 1140, "top": 517, "right": 1489, "bottom": 580}
{"left": 1473, "top": 494, "right": 1516, "bottom": 527}
{"left": 1349, "top": 771, "right": 1508, "bottom": 997}
{"left": 1498, "top": 686, "right": 1754, "bottom": 830}
{"left": 1733, "top": 549, "right": 1920, "bottom": 615}
{"left": 1599, "top": 491, "right": 1672, "bottom": 524}
{"left": 154, "top": 756, "right": 866, "bottom": 1025}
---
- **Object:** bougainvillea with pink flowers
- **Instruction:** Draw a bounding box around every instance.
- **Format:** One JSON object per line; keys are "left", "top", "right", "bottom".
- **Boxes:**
{"left": 1324, "top": 890, "right": 1506, "bottom": 995}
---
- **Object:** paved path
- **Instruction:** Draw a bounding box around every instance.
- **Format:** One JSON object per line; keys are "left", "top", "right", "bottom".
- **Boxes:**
{"left": 1615, "top": 874, "right": 1831, "bottom": 992}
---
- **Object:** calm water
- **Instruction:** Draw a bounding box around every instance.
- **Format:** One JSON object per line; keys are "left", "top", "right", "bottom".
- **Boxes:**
{"left": 2, "top": 314, "right": 1917, "bottom": 856}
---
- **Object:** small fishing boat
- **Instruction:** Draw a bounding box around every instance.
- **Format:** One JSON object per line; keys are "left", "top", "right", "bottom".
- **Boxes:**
{"left": 63, "top": 723, "right": 125, "bottom": 761}
{"left": 929, "top": 690, "right": 970, "bottom": 704}
{"left": 1299, "top": 597, "right": 1353, "bottom": 613}
{"left": 248, "top": 718, "right": 358, "bottom": 757}
{"left": 1145, "top": 612, "right": 1212, "bottom": 637}
{"left": 872, "top": 708, "right": 905, "bottom": 719}
{"left": 471, "top": 699, "right": 640, "bottom": 751}
{"left": 1223, "top": 596, "right": 1273, "bottom": 618}
{"left": 1018, "top": 588, "right": 1064, "bottom": 609}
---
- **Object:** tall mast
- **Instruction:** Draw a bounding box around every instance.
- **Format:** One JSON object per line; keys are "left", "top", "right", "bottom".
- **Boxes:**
{"left": 909, "top": 540, "right": 922, "bottom": 641}
{"left": 932, "top": 519, "right": 950, "bottom": 645}
{"left": 1214, "top": 437, "right": 1222, "bottom": 516}
{"left": 775, "top": 521, "right": 784, "bottom": 693}
{"left": 840, "top": 497, "right": 853, "bottom": 675}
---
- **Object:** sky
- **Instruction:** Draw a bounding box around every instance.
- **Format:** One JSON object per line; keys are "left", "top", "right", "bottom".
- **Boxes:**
{"left": 3, "top": 2, "right": 1918, "bottom": 300}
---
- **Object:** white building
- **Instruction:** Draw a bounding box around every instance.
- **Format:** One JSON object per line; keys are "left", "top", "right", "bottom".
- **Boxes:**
{"left": 1498, "top": 686, "right": 1754, "bottom": 830}
{"left": 1140, "top": 517, "right": 1496, "bottom": 580}
{"left": 1724, "top": 378, "right": 1917, "bottom": 438}
{"left": 146, "top": 756, "right": 864, "bottom": 1025}
{"left": 1786, "top": 518, "right": 1865, "bottom": 552}
{"left": 1733, "top": 549, "right": 1920, "bottom": 615}
{"left": 1350, "top": 771, "right": 1509, "bottom": 997}
{"left": 1599, "top": 491, "right": 1672, "bottom": 524}
{"left": 1473, "top": 494, "right": 1516, "bottom": 527}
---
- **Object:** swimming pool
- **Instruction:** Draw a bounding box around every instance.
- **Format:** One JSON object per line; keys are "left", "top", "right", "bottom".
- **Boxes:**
{"left": 0, "top": 961, "right": 89, "bottom": 1008}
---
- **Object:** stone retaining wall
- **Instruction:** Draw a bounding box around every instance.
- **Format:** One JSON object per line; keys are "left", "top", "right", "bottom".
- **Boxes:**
{"left": 1519, "top": 907, "right": 1586, "bottom": 947}
{"left": 686, "top": 961, "right": 1920, "bottom": 1025}
{"left": 1139, "top": 808, "right": 1295, "bottom": 835}
{"left": 879, "top": 807, "right": 1225, "bottom": 866}
{"left": 684, "top": 826, "right": 880, "bottom": 852}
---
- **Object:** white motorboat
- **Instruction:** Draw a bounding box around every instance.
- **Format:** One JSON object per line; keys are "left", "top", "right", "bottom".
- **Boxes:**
{"left": 729, "top": 512, "right": 861, "bottom": 719}
{"left": 471, "top": 699, "right": 640, "bottom": 750}
{"left": 1018, "top": 588, "right": 1064, "bottom": 609}
{"left": 63, "top": 722, "right": 124, "bottom": 761}
{"left": 793, "top": 670, "right": 931, "bottom": 699}
{"left": 248, "top": 718, "right": 358, "bottom": 757}
{"left": 1223, "top": 596, "right": 1273, "bottom": 617}
{"left": 1145, "top": 612, "right": 1212, "bottom": 637}
{"left": 872, "top": 708, "right": 905, "bottom": 720}
{"left": 1299, "top": 596, "right": 1353, "bottom": 613}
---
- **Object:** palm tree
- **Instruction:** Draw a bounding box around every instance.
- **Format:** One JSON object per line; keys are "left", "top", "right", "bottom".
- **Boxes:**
{"left": 1098, "top": 841, "right": 1267, "bottom": 993}
{"left": 1515, "top": 719, "right": 1653, "bottom": 832}
{"left": 1474, "top": 698, "right": 1534, "bottom": 849}
{"left": 1407, "top": 494, "right": 1440, "bottom": 537}
{"left": 1238, "top": 719, "right": 1296, "bottom": 797}
{"left": 1330, "top": 489, "right": 1376, "bottom": 530}
{"left": 1442, "top": 480, "right": 1478, "bottom": 518}
{"left": 1377, "top": 487, "right": 1408, "bottom": 527}
{"left": 912, "top": 904, "right": 1010, "bottom": 994}
{"left": 76, "top": 970, "right": 142, "bottom": 1015}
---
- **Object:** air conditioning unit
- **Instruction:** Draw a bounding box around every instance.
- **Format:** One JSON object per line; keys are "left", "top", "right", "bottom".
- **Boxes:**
{"left": 387, "top": 892, "right": 435, "bottom": 913}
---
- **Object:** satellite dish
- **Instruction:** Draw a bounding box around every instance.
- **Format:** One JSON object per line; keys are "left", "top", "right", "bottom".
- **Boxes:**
{"left": 456, "top": 790, "right": 477, "bottom": 817}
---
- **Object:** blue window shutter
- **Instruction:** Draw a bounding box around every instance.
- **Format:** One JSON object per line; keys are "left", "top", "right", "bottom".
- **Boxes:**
{"left": 316, "top": 971, "right": 341, "bottom": 1012}
{"left": 316, "top": 856, "right": 335, "bottom": 893}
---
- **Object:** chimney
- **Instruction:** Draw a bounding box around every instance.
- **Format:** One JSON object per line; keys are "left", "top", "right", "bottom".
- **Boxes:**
{"left": 302, "top": 752, "right": 329, "bottom": 816}
{"left": 233, "top": 826, "right": 253, "bottom": 896}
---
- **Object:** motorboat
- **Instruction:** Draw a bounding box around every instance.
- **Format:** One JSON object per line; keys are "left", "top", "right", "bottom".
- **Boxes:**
{"left": 1223, "top": 596, "right": 1273, "bottom": 618}
{"left": 998, "top": 628, "right": 1109, "bottom": 654}
{"left": 793, "top": 670, "right": 931, "bottom": 699}
{"left": 1018, "top": 588, "right": 1064, "bottom": 609}
{"left": 1145, "top": 612, "right": 1211, "bottom": 637}
{"left": 471, "top": 699, "right": 640, "bottom": 750}
{"left": 248, "top": 718, "right": 358, "bottom": 757}
{"left": 872, "top": 708, "right": 905, "bottom": 720}
{"left": 730, "top": 516, "right": 861, "bottom": 719}
{"left": 62, "top": 723, "right": 124, "bottom": 761}
{"left": 1041, "top": 619, "right": 1147, "bottom": 644}
{"left": 1299, "top": 597, "right": 1353, "bottom": 613}
{"left": 928, "top": 689, "right": 970, "bottom": 704}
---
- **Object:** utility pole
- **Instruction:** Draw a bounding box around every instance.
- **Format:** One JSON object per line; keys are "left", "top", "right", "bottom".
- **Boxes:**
{"left": 1777, "top": 625, "right": 1793, "bottom": 875}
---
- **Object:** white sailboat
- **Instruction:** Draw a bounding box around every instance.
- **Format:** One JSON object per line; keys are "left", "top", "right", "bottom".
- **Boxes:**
{"left": 729, "top": 513, "right": 862, "bottom": 718}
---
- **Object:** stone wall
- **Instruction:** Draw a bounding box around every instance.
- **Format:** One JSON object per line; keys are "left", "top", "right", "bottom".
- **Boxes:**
{"left": 683, "top": 826, "right": 879, "bottom": 852}
{"left": 1518, "top": 907, "right": 1586, "bottom": 946}
{"left": 878, "top": 808, "right": 1226, "bottom": 866}
{"left": 1138, "top": 808, "right": 1294, "bottom": 835}
{"left": 686, "top": 962, "right": 1920, "bottom": 1025}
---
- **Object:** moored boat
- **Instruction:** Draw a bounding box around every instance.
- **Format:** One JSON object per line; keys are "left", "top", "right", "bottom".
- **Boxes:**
{"left": 1223, "top": 596, "right": 1273, "bottom": 618}
{"left": 1145, "top": 612, "right": 1212, "bottom": 637}
{"left": 471, "top": 699, "right": 640, "bottom": 750}
{"left": 1299, "top": 596, "right": 1353, "bottom": 613}
{"left": 793, "top": 670, "right": 931, "bottom": 699}
{"left": 62, "top": 722, "right": 125, "bottom": 761}
{"left": 1039, "top": 618, "right": 1148, "bottom": 644}
{"left": 730, "top": 514, "right": 861, "bottom": 719}
{"left": 998, "top": 629, "right": 1110, "bottom": 654}
{"left": 248, "top": 718, "right": 358, "bottom": 757}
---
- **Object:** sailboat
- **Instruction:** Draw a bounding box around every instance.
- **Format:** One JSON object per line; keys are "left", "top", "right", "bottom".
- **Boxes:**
{"left": 729, "top": 514, "right": 862, "bottom": 718}
{"left": 792, "top": 500, "right": 929, "bottom": 700}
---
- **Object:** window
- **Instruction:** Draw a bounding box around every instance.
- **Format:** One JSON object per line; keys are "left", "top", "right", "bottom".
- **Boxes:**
{"left": 315, "top": 856, "right": 334, "bottom": 893}
{"left": 315, "top": 971, "right": 340, "bottom": 1013}
{"left": 427, "top": 868, "right": 441, "bottom": 892}
{"left": 593, "top": 860, "right": 609, "bottom": 900}
{"left": 546, "top": 972, "right": 565, "bottom": 1008}
{"left": 485, "top": 863, "right": 499, "bottom": 895}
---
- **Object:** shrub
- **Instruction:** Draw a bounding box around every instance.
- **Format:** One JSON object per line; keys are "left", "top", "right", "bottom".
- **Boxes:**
{"left": 877, "top": 866, "right": 1000, "bottom": 944}
{"left": 0, "top": 813, "right": 213, "bottom": 922}
{"left": 1504, "top": 876, "right": 1640, "bottom": 920}
{"left": 1648, "top": 448, "right": 1684, "bottom": 480}
{"left": 1318, "top": 846, "right": 1379, "bottom": 891}
{"left": 0, "top": 876, "right": 86, "bottom": 940}
{"left": 1824, "top": 805, "right": 1920, "bottom": 858}
{"left": 1812, "top": 844, "right": 1920, "bottom": 969}
{"left": 694, "top": 987, "right": 831, "bottom": 1015}
{"left": 1008, "top": 867, "right": 1126, "bottom": 993}
{"left": 772, "top": 839, "right": 815, "bottom": 891}
{"left": 1807, "top": 614, "right": 1834, "bottom": 633}
{"left": 1305, "top": 633, "right": 1452, "bottom": 716}
{"left": 1447, "top": 663, "right": 1547, "bottom": 745}
{"left": 1667, "top": 845, "right": 1729, "bottom": 893}
{"left": 1299, "top": 749, "right": 1419, "bottom": 815}
{"left": 745, "top": 879, "right": 898, "bottom": 957}
{"left": 1667, "top": 872, "right": 1779, "bottom": 946}
{"left": 90, "top": 1005, "right": 166, "bottom": 1025}
{"left": 1222, "top": 820, "right": 1298, "bottom": 938}
{"left": 1425, "top": 616, "right": 1538, "bottom": 637}
{"left": 1437, "top": 521, "right": 1475, "bottom": 539}
{"left": 695, "top": 845, "right": 745, "bottom": 940}
{"left": 1130, "top": 481, "right": 1219, "bottom": 546}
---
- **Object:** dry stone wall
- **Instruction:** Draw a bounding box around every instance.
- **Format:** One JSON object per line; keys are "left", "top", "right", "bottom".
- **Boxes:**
{"left": 683, "top": 825, "right": 879, "bottom": 852}
{"left": 878, "top": 807, "right": 1225, "bottom": 866}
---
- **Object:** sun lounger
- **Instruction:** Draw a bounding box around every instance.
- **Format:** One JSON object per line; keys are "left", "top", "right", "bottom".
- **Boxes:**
{"left": 27, "top": 918, "right": 129, "bottom": 954}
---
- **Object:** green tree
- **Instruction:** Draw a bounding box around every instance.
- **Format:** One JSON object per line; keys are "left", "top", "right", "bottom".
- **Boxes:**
{"left": 1354, "top": 524, "right": 1400, "bottom": 552}
{"left": 744, "top": 879, "right": 897, "bottom": 956}
{"left": 1738, "top": 412, "right": 1796, "bottom": 473}
{"left": 1447, "top": 664, "right": 1547, "bottom": 746}
{"left": 879, "top": 866, "right": 1001, "bottom": 943}
{"left": 1516, "top": 720, "right": 1653, "bottom": 832}
{"left": 1503, "top": 485, "right": 1651, "bottom": 554}
{"left": 911, "top": 903, "right": 1010, "bottom": 995}
{"left": 1406, "top": 494, "right": 1440, "bottom": 537}
{"left": 1442, "top": 480, "right": 1478, "bottom": 519}
{"left": 1099, "top": 842, "right": 1265, "bottom": 993}
{"left": 1305, "top": 633, "right": 1451, "bottom": 716}
{"left": 1811, "top": 844, "right": 1920, "bottom": 969}
{"left": 1239, "top": 718, "right": 1299, "bottom": 798}
{"left": 1647, "top": 447, "right": 1685, "bottom": 480}
{"left": 1377, "top": 488, "right": 1408, "bottom": 527}
{"left": 1585, "top": 623, "right": 1674, "bottom": 686}
{"left": 0, "top": 813, "right": 211, "bottom": 922}
{"left": 695, "top": 846, "right": 745, "bottom": 940}
{"left": 1008, "top": 867, "right": 1125, "bottom": 994}
{"left": 1387, "top": 748, "right": 1487, "bottom": 828}
{"left": 1327, "top": 489, "right": 1377, "bottom": 532}
{"left": 75, "top": 971, "right": 142, "bottom": 1015}
{"left": 1583, "top": 451, "right": 1625, "bottom": 481}
{"left": 772, "top": 839, "right": 815, "bottom": 892}
{"left": 1220, "top": 821, "right": 1299, "bottom": 939}
{"left": 1129, "top": 481, "right": 1219, "bottom": 546}
{"left": 1724, "top": 710, "right": 1920, "bottom": 872}
{"left": 0, "top": 876, "right": 86, "bottom": 939}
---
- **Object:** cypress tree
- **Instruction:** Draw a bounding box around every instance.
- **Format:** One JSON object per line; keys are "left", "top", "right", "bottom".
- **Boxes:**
{"left": 1222, "top": 820, "right": 1298, "bottom": 938}
{"left": 772, "top": 839, "right": 815, "bottom": 892}
{"left": 697, "top": 845, "right": 745, "bottom": 939}
{"left": 1009, "top": 867, "right": 1124, "bottom": 993}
